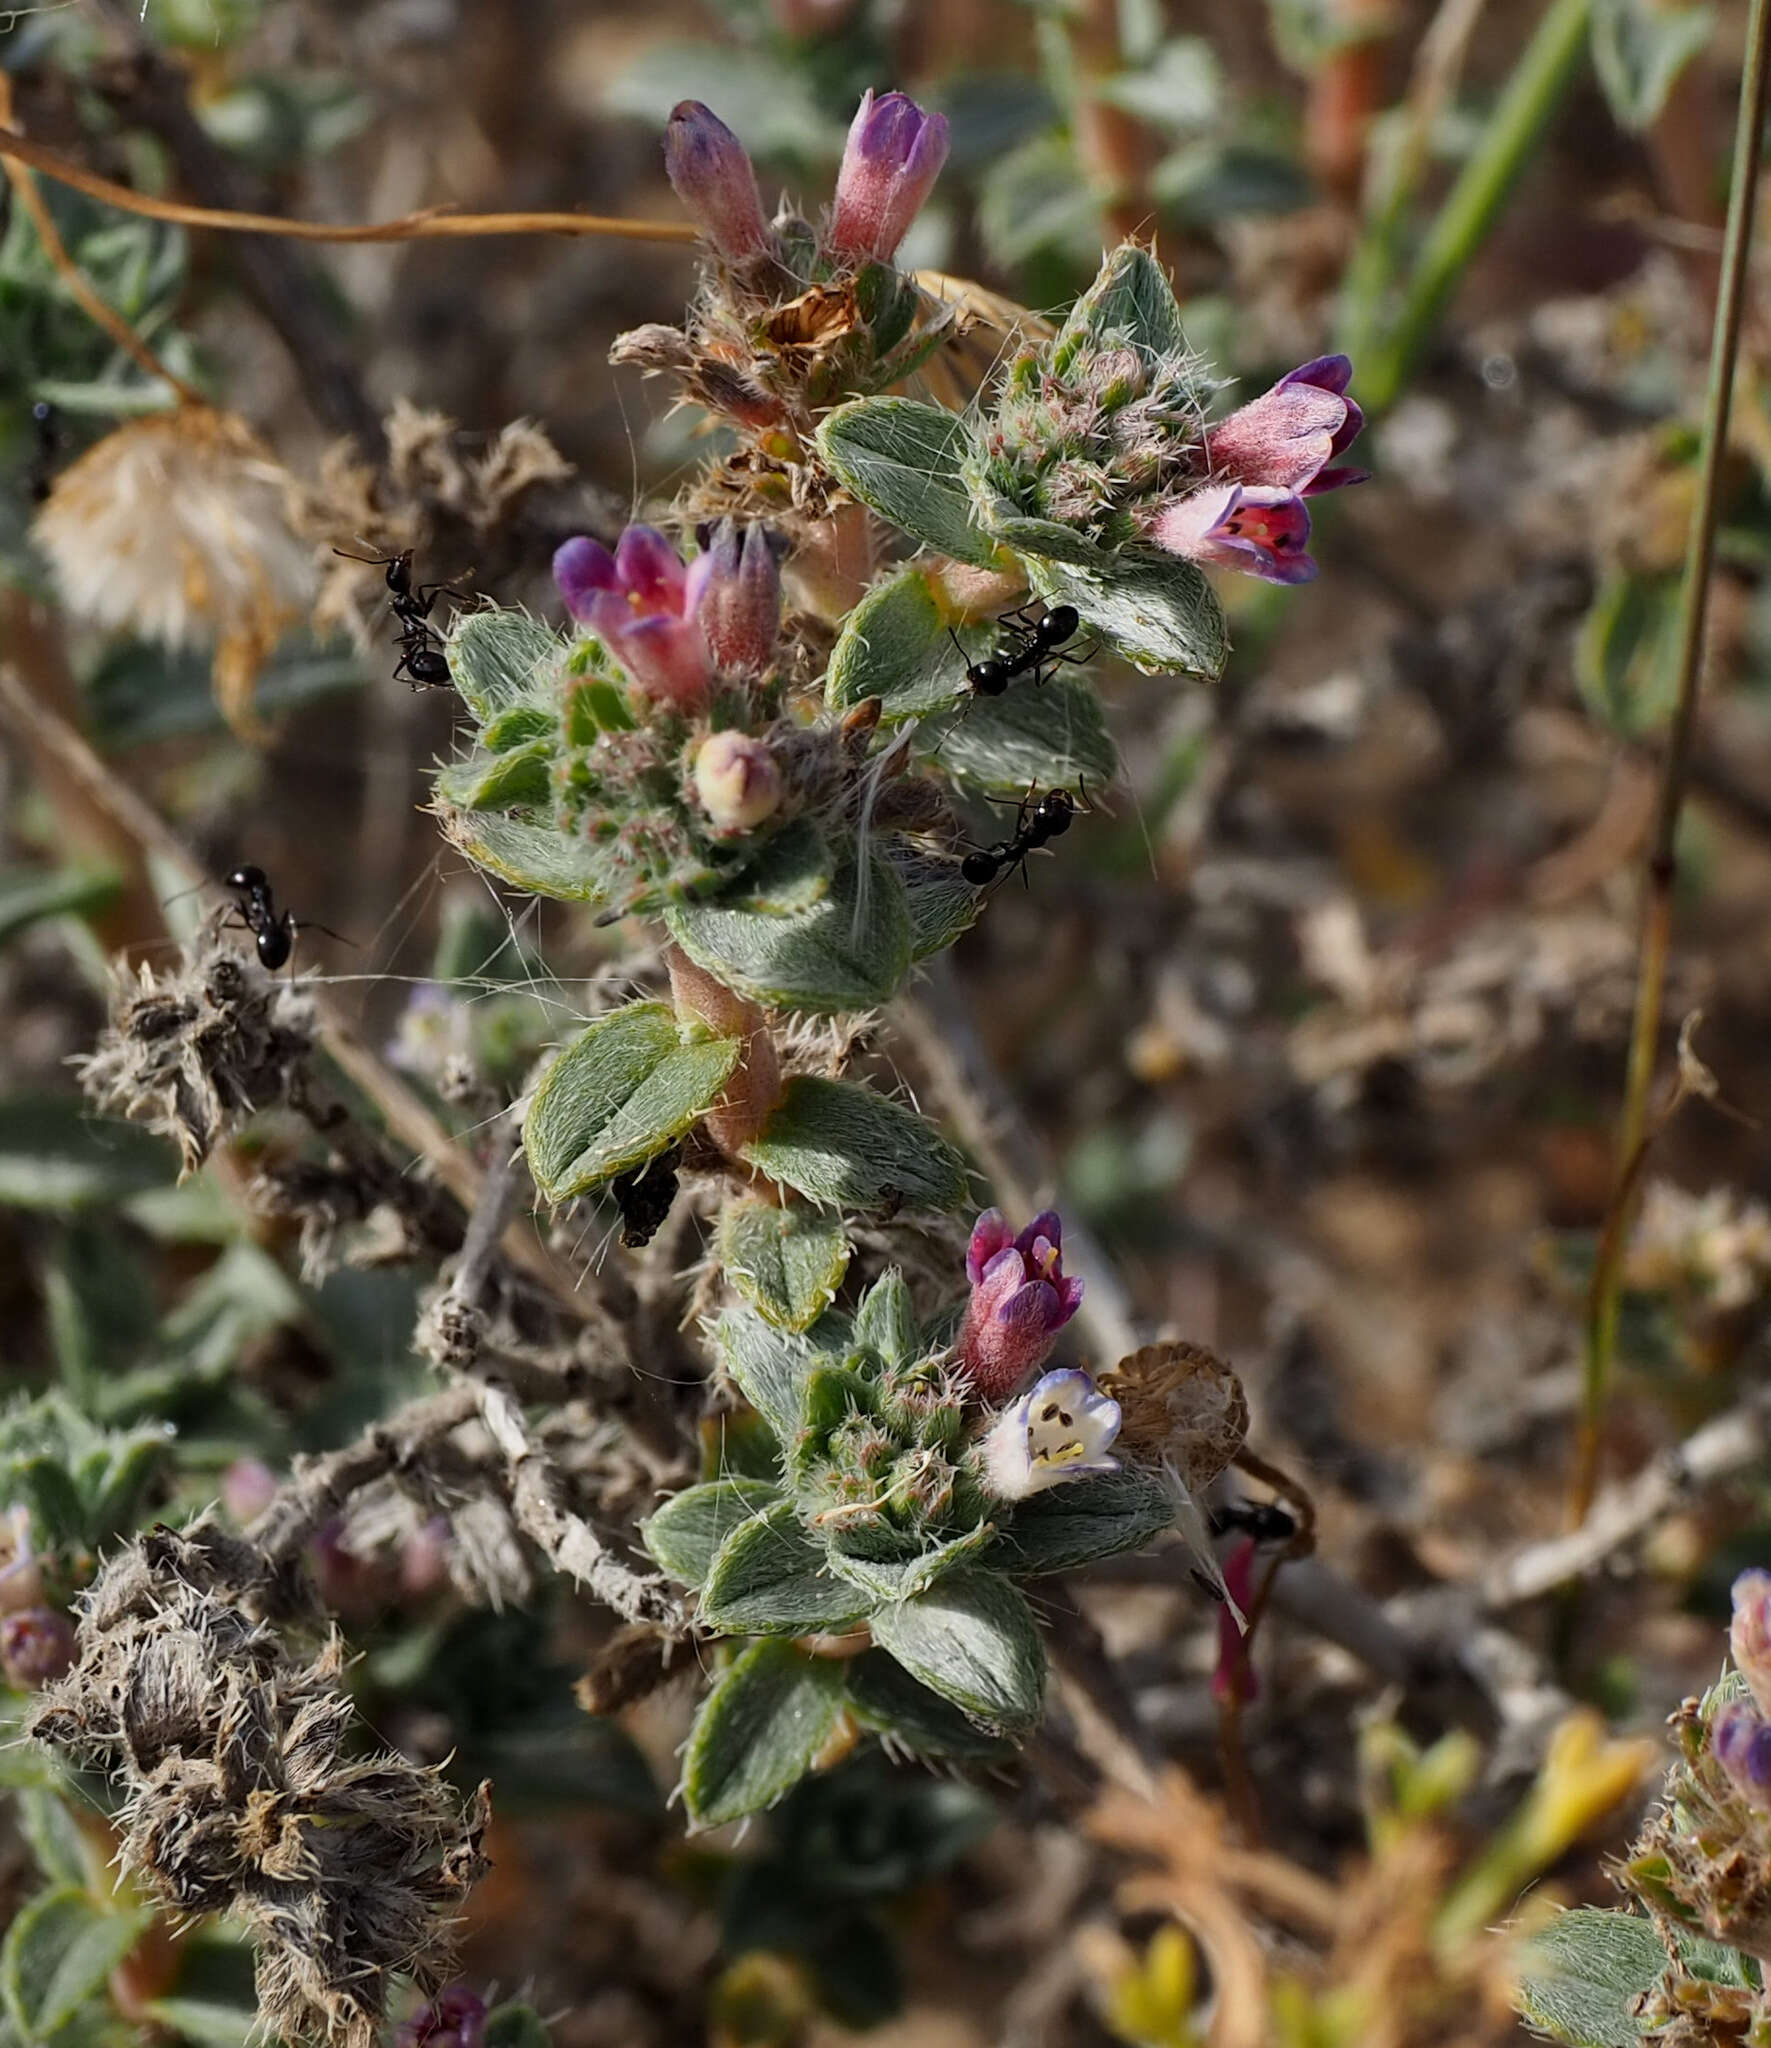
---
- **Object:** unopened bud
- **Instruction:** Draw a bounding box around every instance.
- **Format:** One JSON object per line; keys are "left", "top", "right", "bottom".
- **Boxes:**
{"left": 1713, "top": 1699, "right": 1771, "bottom": 1809}
{"left": 693, "top": 730, "right": 782, "bottom": 834}
{"left": 694, "top": 520, "right": 783, "bottom": 675}
{"left": 2, "top": 1606, "right": 76, "bottom": 1688}
{"left": 397, "top": 1986, "right": 488, "bottom": 2048}
{"left": 1732, "top": 1570, "right": 1771, "bottom": 1718}
{"left": 222, "top": 1457, "right": 279, "bottom": 1526}
{"left": 827, "top": 90, "right": 950, "bottom": 264}
{"left": 664, "top": 102, "right": 772, "bottom": 265}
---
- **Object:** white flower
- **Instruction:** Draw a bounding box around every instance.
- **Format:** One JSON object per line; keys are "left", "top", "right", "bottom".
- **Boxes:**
{"left": 980, "top": 1367, "right": 1121, "bottom": 1502}
{"left": 33, "top": 406, "right": 314, "bottom": 738}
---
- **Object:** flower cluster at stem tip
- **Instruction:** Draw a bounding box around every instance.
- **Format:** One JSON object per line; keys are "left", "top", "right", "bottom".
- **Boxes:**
{"left": 958, "top": 1207, "right": 1085, "bottom": 1400}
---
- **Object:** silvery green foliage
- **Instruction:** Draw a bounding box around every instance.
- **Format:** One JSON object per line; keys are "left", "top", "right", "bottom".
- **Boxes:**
{"left": 818, "top": 247, "right": 1230, "bottom": 681}
{"left": 642, "top": 1274, "right": 1173, "bottom": 1827}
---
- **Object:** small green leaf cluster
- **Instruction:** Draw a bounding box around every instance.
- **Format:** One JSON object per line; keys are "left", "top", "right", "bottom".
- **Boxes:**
{"left": 0, "top": 1393, "right": 168, "bottom": 1564}
{"left": 642, "top": 1273, "right": 1174, "bottom": 1826}
{"left": 818, "top": 247, "right": 1230, "bottom": 681}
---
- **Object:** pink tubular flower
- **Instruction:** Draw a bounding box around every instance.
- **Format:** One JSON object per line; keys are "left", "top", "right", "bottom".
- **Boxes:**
{"left": 696, "top": 520, "right": 784, "bottom": 675}
{"left": 827, "top": 89, "right": 950, "bottom": 264}
{"left": 1712, "top": 1699, "right": 1771, "bottom": 1810}
{"left": 1149, "top": 483, "right": 1317, "bottom": 585}
{"left": 1205, "top": 353, "right": 1367, "bottom": 499}
{"left": 957, "top": 1208, "right": 1084, "bottom": 1400}
{"left": 664, "top": 102, "right": 773, "bottom": 265}
{"left": 1212, "top": 1538, "right": 1259, "bottom": 1706}
{"left": 554, "top": 527, "right": 715, "bottom": 709}
{"left": 397, "top": 1986, "right": 488, "bottom": 2048}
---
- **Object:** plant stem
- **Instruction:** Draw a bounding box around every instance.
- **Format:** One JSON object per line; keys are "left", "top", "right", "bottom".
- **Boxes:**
{"left": 1571, "top": 0, "right": 1771, "bottom": 1527}
{"left": 1357, "top": 0, "right": 1590, "bottom": 414}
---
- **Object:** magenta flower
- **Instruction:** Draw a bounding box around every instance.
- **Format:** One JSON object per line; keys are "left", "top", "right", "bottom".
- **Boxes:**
{"left": 554, "top": 527, "right": 715, "bottom": 709}
{"left": 1, "top": 1606, "right": 76, "bottom": 1689}
{"left": 664, "top": 102, "right": 773, "bottom": 265}
{"left": 957, "top": 1207, "right": 1084, "bottom": 1400}
{"left": 1205, "top": 354, "right": 1367, "bottom": 499}
{"left": 1712, "top": 1699, "right": 1771, "bottom": 1810}
{"left": 827, "top": 90, "right": 950, "bottom": 264}
{"left": 1149, "top": 482, "right": 1317, "bottom": 585}
{"left": 397, "top": 1987, "right": 488, "bottom": 2048}
{"left": 696, "top": 520, "right": 783, "bottom": 676}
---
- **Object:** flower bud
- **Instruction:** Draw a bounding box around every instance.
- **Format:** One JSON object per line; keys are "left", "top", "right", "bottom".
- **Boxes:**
{"left": 827, "top": 90, "right": 950, "bottom": 264}
{"left": 397, "top": 1986, "right": 488, "bottom": 2048}
{"left": 1712, "top": 1700, "right": 1771, "bottom": 1810}
{"left": 2, "top": 1605, "right": 76, "bottom": 1688}
{"left": 957, "top": 1207, "right": 1084, "bottom": 1400}
{"left": 693, "top": 520, "right": 783, "bottom": 675}
{"left": 664, "top": 101, "right": 772, "bottom": 265}
{"left": 693, "top": 730, "right": 783, "bottom": 834}
{"left": 1732, "top": 1569, "right": 1771, "bottom": 1718}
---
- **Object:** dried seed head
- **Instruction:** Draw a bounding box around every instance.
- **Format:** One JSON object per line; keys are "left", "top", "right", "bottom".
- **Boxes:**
{"left": 28, "top": 1521, "right": 488, "bottom": 2048}
{"left": 1101, "top": 1340, "right": 1249, "bottom": 1491}
{"left": 76, "top": 909, "right": 315, "bottom": 1176}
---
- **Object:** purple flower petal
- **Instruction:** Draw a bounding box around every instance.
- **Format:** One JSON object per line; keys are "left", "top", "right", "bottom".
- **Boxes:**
{"left": 553, "top": 535, "right": 619, "bottom": 620}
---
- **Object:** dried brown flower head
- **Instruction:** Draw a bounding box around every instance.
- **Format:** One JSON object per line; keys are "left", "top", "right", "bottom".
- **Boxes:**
{"left": 33, "top": 406, "right": 314, "bottom": 742}
{"left": 29, "top": 1520, "right": 488, "bottom": 2048}
{"left": 76, "top": 908, "right": 316, "bottom": 1176}
{"left": 1101, "top": 1340, "right": 1249, "bottom": 1491}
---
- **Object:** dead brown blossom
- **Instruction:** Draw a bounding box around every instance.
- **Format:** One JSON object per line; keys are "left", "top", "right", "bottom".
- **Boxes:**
{"left": 28, "top": 1520, "right": 488, "bottom": 2048}
{"left": 1102, "top": 1340, "right": 1249, "bottom": 1490}
{"left": 76, "top": 909, "right": 316, "bottom": 1176}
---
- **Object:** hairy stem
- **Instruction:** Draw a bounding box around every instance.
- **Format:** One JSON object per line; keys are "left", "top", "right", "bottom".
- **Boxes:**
{"left": 1572, "top": 0, "right": 1771, "bottom": 1526}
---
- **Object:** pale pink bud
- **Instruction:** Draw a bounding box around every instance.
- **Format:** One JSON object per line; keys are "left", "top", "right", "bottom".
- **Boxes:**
{"left": 827, "top": 90, "right": 950, "bottom": 264}
{"left": 222, "top": 1457, "right": 279, "bottom": 1526}
{"left": 664, "top": 102, "right": 772, "bottom": 265}
{"left": 1732, "top": 1569, "right": 1771, "bottom": 1718}
{"left": 2, "top": 1606, "right": 76, "bottom": 1688}
{"left": 693, "top": 730, "right": 782, "bottom": 834}
{"left": 693, "top": 520, "right": 784, "bottom": 675}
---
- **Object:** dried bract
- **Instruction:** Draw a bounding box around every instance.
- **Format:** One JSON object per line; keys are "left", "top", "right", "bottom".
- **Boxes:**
{"left": 28, "top": 1521, "right": 489, "bottom": 2048}
{"left": 76, "top": 909, "right": 316, "bottom": 1176}
{"left": 1101, "top": 1340, "right": 1249, "bottom": 1491}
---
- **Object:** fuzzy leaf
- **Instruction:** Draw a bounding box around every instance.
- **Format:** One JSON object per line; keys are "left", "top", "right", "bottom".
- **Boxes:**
{"left": 439, "top": 808, "right": 713, "bottom": 910}
{"left": 2, "top": 1886, "right": 153, "bottom": 2042}
{"left": 844, "top": 1649, "right": 1016, "bottom": 1759}
{"left": 1027, "top": 548, "right": 1227, "bottom": 680}
{"left": 700, "top": 1499, "right": 874, "bottom": 1635}
{"left": 0, "top": 866, "right": 121, "bottom": 950}
{"left": 14, "top": 1788, "right": 98, "bottom": 1892}
{"left": 1591, "top": 0, "right": 1712, "bottom": 130}
{"left": 915, "top": 671, "right": 1117, "bottom": 798}
{"left": 481, "top": 704, "right": 557, "bottom": 751}
{"left": 665, "top": 857, "right": 912, "bottom": 1014}
{"left": 524, "top": 1003, "right": 740, "bottom": 1199}
{"left": 718, "top": 1201, "right": 853, "bottom": 1333}
{"left": 969, "top": 492, "right": 1115, "bottom": 570}
{"left": 142, "top": 1999, "right": 264, "bottom": 2048}
{"left": 817, "top": 399, "right": 1005, "bottom": 569}
{"left": 851, "top": 1270, "right": 920, "bottom": 1368}
{"left": 714, "top": 818, "right": 835, "bottom": 917}
{"left": 1512, "top": 1909, "right": 1669, "bottom": 2048}
{"left": 826, "top": 1523, "right": 997, "bottom": 1603}
{"left": 741, "top": 1077, "right": 971, "bottom": 1211}
{"left": 15, "top": 1458, "right": 87, "bottom": 1550}
{"left": 434, "top": 741, "right": 554, "bottom": 813}
{"left": 1056, "top": 242, "right": 1192, "bottom": 362}
{"left": 992, "top": 1466, "right": 1176, "bottom": 1574}
{"left": 0, "top": 1100, "right": 173, "bottom": 1211}
{"left": 888, "top": 848, "right": 981, "bottom": 958}
{"left": 713, "top": 1307, "right": 819, "bottom": 1448}
{"left": 870, "top": 1572, "right": 1045, "bottom": 1734}
{"left": 483, "top": 2006, "right": 555, "bottom": 2048}
{"left": 825, "top": 567, "right": 982, "bottom": 718}
{"left": 447, "top": 607, "right": 566, "bottom": 720}
{"left": 682, "top": 1639, "right": 849, "bottom": 1828}
{"left": 642, "top": 1477, "right": 783, "bottom": 1588}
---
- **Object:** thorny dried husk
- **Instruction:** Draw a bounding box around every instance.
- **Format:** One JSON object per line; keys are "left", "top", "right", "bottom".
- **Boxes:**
{"left": 28, "top": 1521, "right": 489, "bottom": 2048}
{"left": 76, "top": 910, "right": 316, "bottom": 1176}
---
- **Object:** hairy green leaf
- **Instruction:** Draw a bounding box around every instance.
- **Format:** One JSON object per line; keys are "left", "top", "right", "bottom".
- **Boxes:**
{"left": 701, "top": 1499, "right": 874, "bottom": 1635}
{"left": 817, "top": 400, "right": 1005, "bottom": 569}
{"left": 682, "top": 1639, "right": 849, "bottom": 1828}
{"left": 1512, "top": 1908, "right": 1668, "bottom": 2047}
{"left": 718, "top": 1201, "right": 852, "bottom": 1333}
{"left": 1027, "top": 548, "right": 1227, "bottom": 680}
{"left": 1056, "top": 242, "right": 1193, "bottom": 362}
{"left": 826, "top": 1523, "right": 998, "bottom": 1603}
{"left": 665, "top": 857, "right": 911, "bottom": 1014}
{"left": 524, "top": 1003, "right": 740, "bottom": 1199}
{"left": 2, "top": 1887, "right": 152, "bottom": 2042}
{"left": 869, "top": 1572, "right": 1046, "bottom": 1734}
{"left": 712, "top": 1306, "right": 819, "bottom": 1448}
{"left": 825, "top": 567, "right": 981, "bottom": 718}
{"left": 642, "top": 1477, "right": 784, "bottom": 1588}
{"left": 914, "top": 671, "right": 1117, "bottom": 797}
{"left": 844, "top": 1649, "right": 1016, "bottom": 1759}
{"left": 992, "top": 1466, "right": 1175, "bottom": 1574}
{"left": 741, "top": 1077, "right": 971, "bottom": 1211}
{"left": 447, "top": 607, "right": 566, "bottom": 720}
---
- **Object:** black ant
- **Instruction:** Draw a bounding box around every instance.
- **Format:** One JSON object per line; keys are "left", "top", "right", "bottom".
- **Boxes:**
{"left": 224, "top": 864, "right": 347, "bottom": 972}
{"left": 960, "top": 784, "right": 1084, "bottom": 889}
{"left": 333, "top": 546, "right": 460, "bottom": 690}
{"left": 1208, "top": 1499, "right": 1299, "bottom": 1546}
{"left": 953, "top": 603, "right": 1085, "bottom": 699}
{"left": 28, "top": 401, "right": 59, "bottom": 504}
